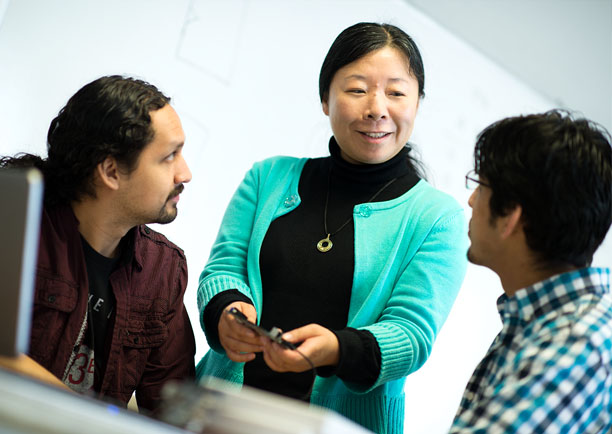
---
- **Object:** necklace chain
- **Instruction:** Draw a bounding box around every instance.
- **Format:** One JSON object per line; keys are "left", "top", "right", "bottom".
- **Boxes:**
{"left": 317, "top": 167, "right": 398, "bottom": 253}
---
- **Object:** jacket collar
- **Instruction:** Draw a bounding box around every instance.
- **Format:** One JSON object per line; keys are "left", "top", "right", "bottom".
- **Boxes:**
{"left": 54, "top": 204, "right": 142, "bottom": 271}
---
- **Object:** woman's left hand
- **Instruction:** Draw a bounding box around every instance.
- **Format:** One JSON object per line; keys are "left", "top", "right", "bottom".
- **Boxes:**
{"left": 260, "top": 324, "right": 340, "bottom": 373}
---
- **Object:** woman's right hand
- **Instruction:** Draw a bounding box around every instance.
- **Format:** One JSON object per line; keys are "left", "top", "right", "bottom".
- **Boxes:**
{"left": 218, "top": 301, "right": 264, "bottom": 363}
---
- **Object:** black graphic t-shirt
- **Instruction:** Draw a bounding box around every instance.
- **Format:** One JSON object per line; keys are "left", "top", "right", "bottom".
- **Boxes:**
{"left": 81, "top": 236, "right": 119, "bottom": 390}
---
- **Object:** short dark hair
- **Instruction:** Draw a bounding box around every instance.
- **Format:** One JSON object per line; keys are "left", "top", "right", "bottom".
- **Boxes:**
{"left": 318, "top": 22, "right": 425, "bottom": 103}
{"left": 474, "top": 110, "right": 612, "bottom": 268}
{"left": 0, "top": 75, "right": 170, "bottom": 206}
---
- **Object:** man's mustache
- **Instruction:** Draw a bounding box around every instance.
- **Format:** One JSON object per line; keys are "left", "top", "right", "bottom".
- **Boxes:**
{"left": 167, "top": 184, "right": 184, "bottom": 200}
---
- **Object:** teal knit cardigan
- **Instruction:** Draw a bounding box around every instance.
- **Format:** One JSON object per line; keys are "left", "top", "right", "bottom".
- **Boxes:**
{"left": 197, "top": 156, "right": 468, "bottom": 433}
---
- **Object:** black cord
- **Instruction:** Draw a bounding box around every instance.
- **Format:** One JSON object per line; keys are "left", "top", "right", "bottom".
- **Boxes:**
{"left": 294, "top": 347, "right": 317, "bottom": 402}
{"left": 322, "top": 166, "right": 399, "bottom": 237}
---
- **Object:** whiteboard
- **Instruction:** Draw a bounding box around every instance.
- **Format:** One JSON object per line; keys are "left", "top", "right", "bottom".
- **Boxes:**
{"left": 1, "top": 1, "right": 608, "bottom": 432}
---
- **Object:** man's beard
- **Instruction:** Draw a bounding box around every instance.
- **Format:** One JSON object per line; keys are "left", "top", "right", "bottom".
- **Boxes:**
{"left": 155, "top": 184, "right": 184, "bottom": 224}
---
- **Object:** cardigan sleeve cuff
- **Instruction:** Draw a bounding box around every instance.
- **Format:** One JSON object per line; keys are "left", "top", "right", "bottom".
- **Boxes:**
{"left": 203, "top": 289, "right": 254, "bottom": 353}
{"left": 317, "top": 327, "right": 381, "bottom": 386}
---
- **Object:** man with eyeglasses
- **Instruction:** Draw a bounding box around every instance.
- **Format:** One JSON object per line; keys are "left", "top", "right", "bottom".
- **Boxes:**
{"left": 450, "top": 110, "right": 612, "bottom": 433}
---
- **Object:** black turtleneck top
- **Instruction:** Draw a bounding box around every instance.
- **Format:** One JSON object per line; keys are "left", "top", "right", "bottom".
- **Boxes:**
{"left": 205, "top": 138, "right": 420, "bottom": 401}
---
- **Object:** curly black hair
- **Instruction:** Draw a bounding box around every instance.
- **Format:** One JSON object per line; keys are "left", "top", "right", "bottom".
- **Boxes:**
{"left": 0, "top": 75, "right": 170, "bottom": 207}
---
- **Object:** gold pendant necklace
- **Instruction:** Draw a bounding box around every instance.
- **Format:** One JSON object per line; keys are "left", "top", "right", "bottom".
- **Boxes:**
{"left": 317, "top": 168, "right": 398, "bottom": 253}
{"left": 317, "top": 234, "right": 333, "bottom": 252}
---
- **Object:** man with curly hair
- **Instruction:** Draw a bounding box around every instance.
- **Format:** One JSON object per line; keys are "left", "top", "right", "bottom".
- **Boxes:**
{"left": 0, "top": 75, "right": 195, "bottom": 414}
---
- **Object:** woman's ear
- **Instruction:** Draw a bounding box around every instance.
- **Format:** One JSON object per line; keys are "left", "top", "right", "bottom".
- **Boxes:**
{"left": 322, "top": 99, "right": 330, "bottom": 116}
{"left": 96, "top": 156, "right": 120, "bottom": 191}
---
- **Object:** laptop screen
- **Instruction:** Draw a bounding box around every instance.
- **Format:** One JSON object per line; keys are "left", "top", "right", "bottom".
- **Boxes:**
{"left": 0, "top": 168, "right": 44, "bottom": 357}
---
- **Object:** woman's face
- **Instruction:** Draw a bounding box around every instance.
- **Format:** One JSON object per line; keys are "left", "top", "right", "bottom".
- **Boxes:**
{"left": 322, "top": 46, "right": 420, "bottom": 165}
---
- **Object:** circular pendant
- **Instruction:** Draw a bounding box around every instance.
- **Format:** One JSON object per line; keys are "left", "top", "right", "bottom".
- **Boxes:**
{"left": 317, "top": 235, "right": 333, "bottom": 252}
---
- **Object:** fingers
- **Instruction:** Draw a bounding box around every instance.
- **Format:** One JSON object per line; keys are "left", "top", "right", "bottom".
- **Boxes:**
{"left": 260, "top": 324, "right": 340, "bottom": 372}
{"left": 260, "top": 338, "right": 310, "bottom": 372}
{"left": 224, "top": 334, "right": 264, "bottom": 362}
{"left": 222, "top": 339, "right": 262, "bottom": 363}
{"left": 280, "top": 324, "right": 321, "bottom": 345}
{"left": 237, "top": 303, "right": 258, "bottom": 323}
{"left": 218, "top": 301, "right": 264, "bottom": 362}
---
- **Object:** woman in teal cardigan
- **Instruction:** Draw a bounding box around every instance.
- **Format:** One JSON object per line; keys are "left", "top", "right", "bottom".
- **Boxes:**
{"left": 197, "top": 22, "right": 468, "bottom": 433}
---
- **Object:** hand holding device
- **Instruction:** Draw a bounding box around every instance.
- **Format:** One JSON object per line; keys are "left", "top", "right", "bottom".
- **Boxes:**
{"left": 218, "top": 302, "right": 261, "bottom": 363}
{"left": 226, "top": 307, "right": 297, "bottom": 350}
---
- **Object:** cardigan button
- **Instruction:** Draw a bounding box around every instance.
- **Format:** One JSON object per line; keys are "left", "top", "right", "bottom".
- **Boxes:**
{"left": 48, "top": 295, "right": 56, "bottom": 303}
{"left": 359, "top": 205, "right": 372, "bottom": 217}
{"left": 144, "top": 226, "right": 151, "bottom": 234}
{"left": 284, "top": 195, "right": 298, "bottom": 207}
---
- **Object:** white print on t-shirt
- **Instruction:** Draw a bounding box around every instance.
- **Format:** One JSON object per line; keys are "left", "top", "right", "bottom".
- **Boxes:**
{"left": 88, "top": 293, "right": 104, "bottom": 312}
{"left": 88, "top": 293, "right": 113, "bottom": 319}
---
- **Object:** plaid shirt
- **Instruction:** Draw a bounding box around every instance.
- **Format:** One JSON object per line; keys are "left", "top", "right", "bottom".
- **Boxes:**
{"left": 450, "top": 267, "right": 612, "bottom": 434}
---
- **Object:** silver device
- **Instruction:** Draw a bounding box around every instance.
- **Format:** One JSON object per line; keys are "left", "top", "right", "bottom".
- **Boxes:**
{"left": 0, "top": 167, "right": 43, "bottom": 356}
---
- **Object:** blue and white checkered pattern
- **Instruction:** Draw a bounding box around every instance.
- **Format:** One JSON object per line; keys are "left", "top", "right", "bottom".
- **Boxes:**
{"left": 450, "top": 267, "right": 612, "bottom": 433}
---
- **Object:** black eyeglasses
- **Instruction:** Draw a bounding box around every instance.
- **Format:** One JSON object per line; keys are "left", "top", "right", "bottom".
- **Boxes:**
{"left": 465, "top": 171, "right": 490, "bottom": 190}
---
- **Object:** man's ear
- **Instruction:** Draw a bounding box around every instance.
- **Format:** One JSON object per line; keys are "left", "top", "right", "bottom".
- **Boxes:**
{"left": 500, "top": 205, "right": 522, "bottom": 240}
{"left": 96, "top": 156, "right": 120, "bottom": 191}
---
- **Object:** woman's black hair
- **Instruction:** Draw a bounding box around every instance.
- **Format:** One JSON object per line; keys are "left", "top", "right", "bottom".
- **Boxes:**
{"left": 319, "top": 22, "right": 425, "bottom": 103}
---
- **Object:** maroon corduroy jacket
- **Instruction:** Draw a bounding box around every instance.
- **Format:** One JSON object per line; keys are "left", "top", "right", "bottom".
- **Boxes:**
{"left": 28, "top": 205, "right": 196, "bottom": 411}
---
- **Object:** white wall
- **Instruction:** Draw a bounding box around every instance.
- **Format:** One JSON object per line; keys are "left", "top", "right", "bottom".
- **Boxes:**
{"left": 405, "top": 0, "right": 612, "bottom": 135}
{"left": 0, "top": 1, "right": 609, "bottom": 432}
